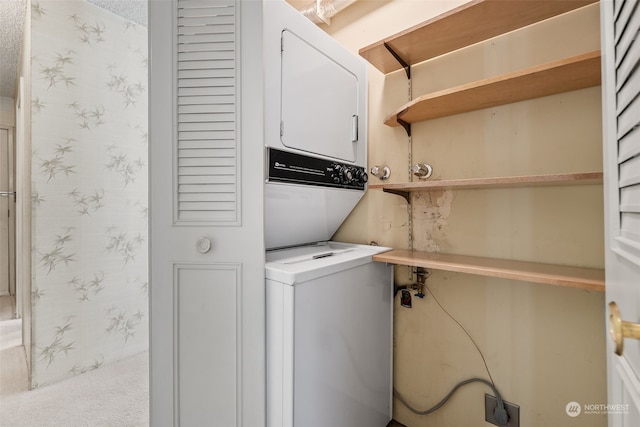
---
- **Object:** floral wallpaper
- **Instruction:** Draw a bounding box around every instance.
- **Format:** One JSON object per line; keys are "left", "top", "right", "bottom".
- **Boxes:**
{"left": 30, "top": 0, "right": 148, "bottom": 388}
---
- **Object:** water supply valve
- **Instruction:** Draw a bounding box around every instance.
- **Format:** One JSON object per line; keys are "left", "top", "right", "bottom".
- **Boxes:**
{"left": 414, "top": 267, "right": 431, "bottom": 298}
{"left": 412, "top": 163, "right": 433, "bottom": 180}
{"left": 370, "top": 165, "right": 391, "bottom": 180}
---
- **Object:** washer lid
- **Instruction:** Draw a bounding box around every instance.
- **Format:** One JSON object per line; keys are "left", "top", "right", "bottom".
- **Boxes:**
{"left": 265, "top": 242, "right": 390, "bottom": 285}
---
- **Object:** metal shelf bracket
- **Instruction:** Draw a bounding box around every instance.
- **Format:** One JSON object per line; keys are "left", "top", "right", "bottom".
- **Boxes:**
{"left": 397, "top": 117, "right": 411, "bottom": 137}
{"left": 383, "top": 42, "right": 411, "bottom": 79}
{"left": 382, "top": 188, "right": 411, "bottom": 203}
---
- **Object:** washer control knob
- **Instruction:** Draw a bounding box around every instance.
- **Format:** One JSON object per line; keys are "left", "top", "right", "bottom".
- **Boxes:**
{"left": 355, "top": 169, "right": 368, "bottom": 184}
{"left": 343, "top": 168, "right": 354, "bottom": 183}
{"left": 331, "top": 164, "right": 343, "bottom": 185}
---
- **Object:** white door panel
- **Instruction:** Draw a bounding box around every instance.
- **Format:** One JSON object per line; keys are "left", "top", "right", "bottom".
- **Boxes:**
{"left": 149, "top": 1, "right": 265, "bottom": 426}
{"left": 602, "top": 1, "right": 640, "bottom": 425}
{"left": 176, "top": 264, "right": 240, "bottom": 426}
{"left": 612, "top": 357, "right": 640, "bottom": 427}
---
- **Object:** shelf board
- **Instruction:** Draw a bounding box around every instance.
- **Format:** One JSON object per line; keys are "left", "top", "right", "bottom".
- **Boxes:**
{"left": 369, "top": 172, "right": 603, "bottom": 199}
{"left": 359, "top": 0, "right": 598, "bottom": 74}
{"left": 384, "top": 50, "right": 601, "bottom": 127}
{"left": 373, "top": 249, "right": 605, "bottom": 291}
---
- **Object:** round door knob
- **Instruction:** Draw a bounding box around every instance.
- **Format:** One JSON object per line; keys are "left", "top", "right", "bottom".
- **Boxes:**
{"left": 196, "top": 237, "right": 212, "bottom": 254}
{"left": 608, "top": 301, "right": 640, "bottom": 356}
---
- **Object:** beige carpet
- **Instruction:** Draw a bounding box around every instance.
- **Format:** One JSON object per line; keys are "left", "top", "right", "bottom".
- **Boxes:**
{"left": 0, "top": 318, "right": 21, "bottom": 351}
{"left": 0, "top": 293, "right": 148, "bottom": 426}
{"left": 0, "top": 348, "right": 149, "bottom": 427}
{"left": 0, "top": 295, "right": 16, "bottom": 321}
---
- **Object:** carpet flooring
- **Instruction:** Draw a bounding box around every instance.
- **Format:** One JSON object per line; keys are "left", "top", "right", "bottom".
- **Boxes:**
{"left": 0, "top": 293, "right": 149, "bottom": 427}
{"left": 0, "top": 350, "right": 149, "bottom": 426}
{"left": 0, "top": 295, "right": 403, "bottom": 427}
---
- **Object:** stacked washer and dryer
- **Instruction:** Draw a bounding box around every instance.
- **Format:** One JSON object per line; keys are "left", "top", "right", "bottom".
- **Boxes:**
{"left": 263, "top": 2, "right": 393, "bottom": 427}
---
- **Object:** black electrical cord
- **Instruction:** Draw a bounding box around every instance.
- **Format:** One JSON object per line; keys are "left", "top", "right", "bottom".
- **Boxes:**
{"left": 424, "top": 284, "right": 496, "bottom": 386}
{"left": 393, "top": 283, "right": 509, "bottom": 426}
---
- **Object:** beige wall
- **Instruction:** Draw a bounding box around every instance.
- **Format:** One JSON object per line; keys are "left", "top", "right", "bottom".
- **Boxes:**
{"left": 318, "top": 1, "right": 606, "bottom": 426}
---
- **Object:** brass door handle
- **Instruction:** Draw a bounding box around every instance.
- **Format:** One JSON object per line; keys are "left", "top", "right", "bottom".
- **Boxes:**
{"left": 608, "top": 301, "right": 640, "bottom": 356}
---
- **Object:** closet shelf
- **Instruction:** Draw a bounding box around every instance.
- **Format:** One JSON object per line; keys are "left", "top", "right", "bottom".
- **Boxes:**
{"left": 383, "top": 50, "right": 601, "bottom": 127}
{"left": 369, "top": 171, "right": 603, "bottom": 200}
{"left": 373, "top": 249, "right": 605, "bottom": 291}
{"left": 359, "top": 0, "right": 598, "bottom": 74}
{"left": 362, "top": 0, "right": 603, "bottom": 293}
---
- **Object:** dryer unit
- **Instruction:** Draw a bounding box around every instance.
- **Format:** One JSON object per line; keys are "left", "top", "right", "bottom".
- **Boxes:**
{"left": 263, "top": 0, "right": 368, "bottom": 250}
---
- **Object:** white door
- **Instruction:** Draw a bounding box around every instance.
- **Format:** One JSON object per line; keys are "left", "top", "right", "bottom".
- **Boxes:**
{"left": 149, "top": 1, "right": 265, "bottom": 426}
{"left": 602, "top": 1, "right": 640, "bottom": 425}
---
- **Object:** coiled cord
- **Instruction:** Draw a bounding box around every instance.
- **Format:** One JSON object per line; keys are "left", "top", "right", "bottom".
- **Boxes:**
{"left": 394, "top": 377, "right": 508, "bottom": 425}
{"left": 393, "top": 283, "right": 509, "bottom": 426}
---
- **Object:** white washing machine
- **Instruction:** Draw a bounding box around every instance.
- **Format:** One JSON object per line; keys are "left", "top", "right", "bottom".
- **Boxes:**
{"left": 266, "top": 242, "right": 393, "bottom": 427}
{"left": 263, "top": 3, "right": 393, "bottom": 426}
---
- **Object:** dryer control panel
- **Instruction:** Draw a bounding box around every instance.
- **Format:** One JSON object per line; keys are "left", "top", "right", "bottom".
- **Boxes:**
{"left": 267, "top": 148, "right": 367, "bottom": 190}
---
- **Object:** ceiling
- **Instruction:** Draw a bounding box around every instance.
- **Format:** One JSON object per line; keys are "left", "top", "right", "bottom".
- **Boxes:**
{"left": 0, "top": 0, "right": 27, "bottom": 99}
{"left": 0, "top": 0, "right": 146, "bottom": 100}
{"left": 0, "top": 1, "right": 317, "bottom": 100}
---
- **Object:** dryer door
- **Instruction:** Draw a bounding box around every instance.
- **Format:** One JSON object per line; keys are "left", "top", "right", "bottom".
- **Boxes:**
{"left": 281, "top": 30, "right": 359, "bottom": 163}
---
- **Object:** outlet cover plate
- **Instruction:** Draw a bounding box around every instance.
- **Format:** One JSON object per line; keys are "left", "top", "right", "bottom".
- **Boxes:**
{"left": 485, "top": 393, "right": 520, "bottom": 427}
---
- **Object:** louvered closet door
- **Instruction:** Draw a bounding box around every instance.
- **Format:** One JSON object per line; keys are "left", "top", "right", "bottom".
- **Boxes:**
{"left": 602, "top": 1, "right": 640, "bottom": 425}
{"left": 177, "top": 0, "right": 239, "bottom": 223}
{"left": 149, "top": 1, "right": 265, "bottom": 426}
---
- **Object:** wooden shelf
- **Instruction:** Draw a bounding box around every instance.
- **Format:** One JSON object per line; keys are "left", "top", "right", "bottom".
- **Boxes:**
{"left": 362, "top": 0, "right": 604, "bottom": 293}
{"left": 373, "top": 249, "right": 605, "bottom": 291}
{"left": 384, "top": 50, "right": 601, "bottom": 127}
{"left": 369, "top": 171, "right": 603, "bottom": 200}
{"left": 359, "top": 0, "right": 598, "bottom": 74}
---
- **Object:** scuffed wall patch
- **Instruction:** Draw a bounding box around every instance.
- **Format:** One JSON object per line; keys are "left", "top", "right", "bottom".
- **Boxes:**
{"left": 412, "top": 190, "right": 455, "bottom": 252}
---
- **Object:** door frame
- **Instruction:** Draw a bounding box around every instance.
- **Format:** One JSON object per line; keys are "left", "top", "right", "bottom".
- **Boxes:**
{"left": 0, "top": 125, "right": 15, "bottom": 298}
{"left": 601, "top": 0, "right": 640, "bottom": 425}
{"left": 15, "top": 73, "right": 32, "bottom": 372}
